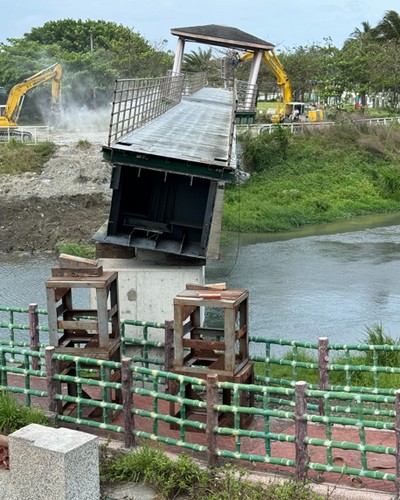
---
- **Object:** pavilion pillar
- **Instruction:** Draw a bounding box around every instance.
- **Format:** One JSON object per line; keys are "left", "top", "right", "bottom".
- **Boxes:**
{"left": 172, "top": 37, "right": 185, "bottom": 75}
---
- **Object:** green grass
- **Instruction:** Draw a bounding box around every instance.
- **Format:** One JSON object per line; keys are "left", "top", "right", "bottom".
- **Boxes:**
{"left": 100, "top": 443, "right": 323, "bottom": 500}
{"left": 224, "top": 122, "right": 400, "bottom": 232}
{"left": 55, "top": 241, "right": 96, "bottom": 259}
{"left": 76, "top": 139, "right": 91, "bottom": 150}
{"left": 0, "top": 141, "right": 56, "bottom": 175}
{"left": 254, "top": 324, "right": 400, "bottom": 390}
{"left": 0, "top": 391, "right": 51, "bottom": 434}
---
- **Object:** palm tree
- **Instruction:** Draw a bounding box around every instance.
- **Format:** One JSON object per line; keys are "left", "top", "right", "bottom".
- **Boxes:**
{"left": 375, "top": 10, "right": 400, "bottom": 44}
{"left": 182, "top": 47, "right": 214, "bottom": 72}
{"left": 347, "top": 21, "right": 374, "bottom": 42}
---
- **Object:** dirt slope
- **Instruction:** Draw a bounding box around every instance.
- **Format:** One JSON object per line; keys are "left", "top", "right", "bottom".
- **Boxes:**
{"left": 0, "top": 132, "right": 112, "bottom": 253}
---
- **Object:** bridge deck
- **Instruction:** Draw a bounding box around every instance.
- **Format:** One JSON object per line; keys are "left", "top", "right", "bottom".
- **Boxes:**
{"left": 104, "top": 87, "right": 237, "bottom": 174}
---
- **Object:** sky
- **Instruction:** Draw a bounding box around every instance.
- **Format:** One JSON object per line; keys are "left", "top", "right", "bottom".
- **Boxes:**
{"left": 1, "top": 1, "right": 400, "bottom": 53}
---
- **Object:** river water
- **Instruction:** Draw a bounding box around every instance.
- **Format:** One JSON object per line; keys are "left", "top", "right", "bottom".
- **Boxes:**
{"left": 1, "top": 213, "right": 400, "bottom": 346}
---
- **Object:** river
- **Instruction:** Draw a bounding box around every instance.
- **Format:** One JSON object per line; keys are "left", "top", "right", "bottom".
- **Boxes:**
{"left": 1, "top": 213, "right": 400, "bottom": 346}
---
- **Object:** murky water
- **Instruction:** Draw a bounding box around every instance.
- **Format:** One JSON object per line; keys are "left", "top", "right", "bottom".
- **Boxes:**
{"left": 1, "top": 213, "right": 400, "bottom": 345}
{"left": 207, "top": 213, "right": 400, "bottom": 345}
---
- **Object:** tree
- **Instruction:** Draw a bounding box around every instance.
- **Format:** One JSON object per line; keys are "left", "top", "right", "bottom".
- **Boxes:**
{"left": 0, "top": 20, "right": 173, "bottom": 114}
{"left": 272, "top": 41, "right": 340, "bottom": 104}
{"left": 375, "top": 10, "right": 400, "bottom": 44}
{"left": 182, "top": 47, "right": 221, "bottom": 86}
{"left": 346, "top": 21, "right": 376, "bottom": 44}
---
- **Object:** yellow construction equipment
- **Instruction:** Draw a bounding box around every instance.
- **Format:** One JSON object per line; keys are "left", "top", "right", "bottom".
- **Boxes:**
{"left": 239, "top": 51, "right": 323, "bottom": 123}
{"left": 0, "top": 63, "right": 62, "bottom": 141}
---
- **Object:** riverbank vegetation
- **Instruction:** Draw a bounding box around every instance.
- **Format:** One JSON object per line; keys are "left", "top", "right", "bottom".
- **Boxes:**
{"left": 0, "top": 140, "right": 56, "bottom": 175}
{"left": 223, "top": 121, "right": 400, "bottom": 232}
{"left": 254, "top": 324, "right": 400, "bottom": 390}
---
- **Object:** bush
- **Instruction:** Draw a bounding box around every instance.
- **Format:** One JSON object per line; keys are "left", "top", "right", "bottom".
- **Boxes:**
{"left": 239, "top": 126, "right": 290, "bottom": 173}
{"left": 99, "top": 443, "right": 323, "bottom": 499}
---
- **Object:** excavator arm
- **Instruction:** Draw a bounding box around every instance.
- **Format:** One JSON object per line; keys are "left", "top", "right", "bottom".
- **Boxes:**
{"left": 0, "top": 63, "right": 62, "bottom": 128}
{"left": 238, "top": 50, "right": 324, "bottom": 123}
{"left": 239, "top": 50, "right": 292, "bottom": 122}
{"left": 261, "top": 51, "right": 293, "bottom": 119}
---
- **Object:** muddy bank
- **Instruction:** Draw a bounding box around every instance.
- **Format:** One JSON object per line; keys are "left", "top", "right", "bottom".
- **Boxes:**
{"left": 0, "top": 138, "right": 112, "bottom": 253}
{"left": 0, "top": 194, "right": 109, "bottom": 253}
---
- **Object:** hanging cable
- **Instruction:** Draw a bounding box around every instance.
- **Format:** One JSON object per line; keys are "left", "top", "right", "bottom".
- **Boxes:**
{"left": 224, "top": 179, "right": 242, "bottom": 276}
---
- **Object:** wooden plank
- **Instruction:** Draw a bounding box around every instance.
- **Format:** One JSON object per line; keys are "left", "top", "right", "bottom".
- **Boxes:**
{"left": 191, "top": 327, "right": 225, "bottom": 338}
{"left": 198, "top": 293, "right": 222, "bottom": 299}
{"left": 61, "top": 309, "right": 98, "bottom": 318}
{"left": 58, "top": 320, "right": 98, "bottom": 330}
{"left": 182, "top": 339, "right": 225, "bottom": 351}
{"left": 58, "top": 253, "right": 99, "bottom": 269}
{"left": 54, "top": 287, "right": 70, "bottom": 302}
{"left": 186, "top": 283, "right": 227, "bottom": 291}
{"left": 235, "top": 325, "right": 247, "bottom": 339}
{"left": 52, "top": 266, "right": 103, "bottom": 277}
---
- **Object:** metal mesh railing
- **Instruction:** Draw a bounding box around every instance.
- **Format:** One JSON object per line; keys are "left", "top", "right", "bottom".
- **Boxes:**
{"left": 107, "top": 74, "right": 185, "bottom": 145}
{"left": 168, "top": 71, "right": 207, "bottom": 96}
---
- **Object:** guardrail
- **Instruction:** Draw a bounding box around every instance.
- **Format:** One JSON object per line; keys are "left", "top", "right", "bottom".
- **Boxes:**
{"left": 238, "top": 116, "right": 400, "bottom": 136}
{"left": 1, "top": 304, "right": 400, "bottom": 493}
{"left": 0, "top": 126, "right": 50, "bottom": 144}
{"left": 107, "top": 74, "right": 185, "bottom": 145}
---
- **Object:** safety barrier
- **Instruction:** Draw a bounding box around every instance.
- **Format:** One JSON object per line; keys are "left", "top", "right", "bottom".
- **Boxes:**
{"left": 0, "top": 125, "right": 50, "bottom": 144}
{"left": 107, "top": 74, "right": 185, "bottom": 145}
{"left": 1, "top": 304, "right": 400, "bottom": 493}
{"left": 238, "top": 115, "right": 400, "bottom": 136}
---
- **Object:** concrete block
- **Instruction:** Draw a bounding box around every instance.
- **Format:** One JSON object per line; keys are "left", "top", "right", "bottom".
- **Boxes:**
{"left": 8, "top": 424, "right": 99, "bottom": 500}
{"left": 97, "top": 256, "right": 204, "bottom": 342}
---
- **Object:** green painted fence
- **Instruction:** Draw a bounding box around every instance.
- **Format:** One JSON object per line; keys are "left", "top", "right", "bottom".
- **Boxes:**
{"left": 1, "top": 304, "right": 400, "bottom": 494}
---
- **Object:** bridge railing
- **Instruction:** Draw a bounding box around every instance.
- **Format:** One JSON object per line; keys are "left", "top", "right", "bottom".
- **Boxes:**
{"left": 107, "top": 74, "right": 185, "bottom": 145}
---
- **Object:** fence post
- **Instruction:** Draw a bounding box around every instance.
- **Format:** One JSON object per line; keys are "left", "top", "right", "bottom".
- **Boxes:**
{"left": 395, "top": 390, "right": 400, "bottom": 499}
{"left": 295, "top": 381, "right": 308, "bottom": 483}
{"left": 45, "top": 346, "right": 58, "bottom": 413}
{"left": 318, "top": 337, "right": 329, "bottom": 416}
{"left": 122, "top": 357, "right": 135, "bottom": 448}
{"left": 164, "top": 320, "right": 174, "bottom": 392}
{"left": 29, "top": 303, "right": 39, "bottom": 371}
{"left": 164, "top": 320, "right": 174, "bottom": 371}
{"left": 206, "top": 374, "right": 219, "bottom": 467}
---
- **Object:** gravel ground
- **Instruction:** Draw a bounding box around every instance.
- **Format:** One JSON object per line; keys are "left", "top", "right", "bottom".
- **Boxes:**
{"left": 0, "top": 130, "right": 113, "bottom": 253}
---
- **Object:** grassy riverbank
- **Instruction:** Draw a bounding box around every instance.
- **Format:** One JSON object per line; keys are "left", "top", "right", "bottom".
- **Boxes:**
{"left": 0, "top": 140, "right": 56, "bottom": 174}
{"left": 223, "top": 121, "right": 400, "bottom": 232}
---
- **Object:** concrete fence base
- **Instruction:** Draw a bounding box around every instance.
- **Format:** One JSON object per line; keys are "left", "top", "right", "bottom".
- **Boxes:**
{"left": 2, "top": 424, "right": 99, "bottom": 500}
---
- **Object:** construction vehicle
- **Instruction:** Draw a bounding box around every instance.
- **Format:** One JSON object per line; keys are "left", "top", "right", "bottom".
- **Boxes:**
{"left": 238, "top": 51, "right": 323, "bottom": 123}
{"left": 0, "top": 63, "right": 62, "bottom": 141}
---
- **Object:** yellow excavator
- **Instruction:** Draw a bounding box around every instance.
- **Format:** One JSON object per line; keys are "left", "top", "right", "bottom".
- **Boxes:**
{"left": 239, "top": 51, "right": 323, "bottom": 123}
{"left": 0, "top": 63, "right": 62, "bottom": 141}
